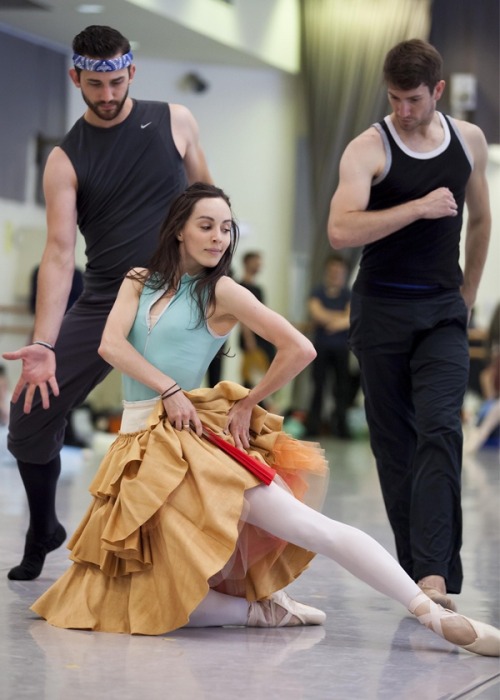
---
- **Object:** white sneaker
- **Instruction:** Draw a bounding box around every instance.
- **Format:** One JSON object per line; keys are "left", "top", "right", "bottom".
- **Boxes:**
{"left": 247, "top": 590, "right": 326, "bottom": 627}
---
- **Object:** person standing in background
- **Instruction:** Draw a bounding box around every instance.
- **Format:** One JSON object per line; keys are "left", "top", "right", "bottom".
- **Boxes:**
{"left": 238, "top": 252, "right": 275, "bottom": 390}
{"left": 328, "top": 39, "right": 491, "bottom": 611}
{"left": 3, "top": 24, "right": 212, "bottom": 581}
{"left": 305, "top": 253, "right": 352, "bottom": 439}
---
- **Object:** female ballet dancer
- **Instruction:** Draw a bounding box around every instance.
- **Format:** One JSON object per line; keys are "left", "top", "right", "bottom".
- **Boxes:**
{"left": 31, "top": 183, "right": 499, "bottom": 656}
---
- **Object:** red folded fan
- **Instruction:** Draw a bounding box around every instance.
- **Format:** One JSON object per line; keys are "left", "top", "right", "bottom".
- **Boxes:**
{"left": 201, "top": 427, "right": 276, "bottom": 485}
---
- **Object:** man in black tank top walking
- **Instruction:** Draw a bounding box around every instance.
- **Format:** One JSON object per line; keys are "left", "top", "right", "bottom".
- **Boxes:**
{"left": 2, "top": 25, "right": 213, "bottom": 581}
{"left": 327, "top": 39, "right": 491, "bottom": 610}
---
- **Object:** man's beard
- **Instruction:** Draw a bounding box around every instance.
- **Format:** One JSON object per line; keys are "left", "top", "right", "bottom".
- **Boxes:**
{"left": 82, "top": 88, "right": 129, "bottom": 121}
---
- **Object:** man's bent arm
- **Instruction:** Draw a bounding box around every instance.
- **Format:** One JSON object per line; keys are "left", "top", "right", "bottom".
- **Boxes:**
{"left": 328, "top": 130, "right": 459, "bottom": 249}
{"left": 170, "top": 103, "right": 213, "bottom": 184}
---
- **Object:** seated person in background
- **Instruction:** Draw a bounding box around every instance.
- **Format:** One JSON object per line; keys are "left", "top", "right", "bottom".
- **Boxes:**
{"left": 305, "top": 253, "right": 352, "bottom": 438}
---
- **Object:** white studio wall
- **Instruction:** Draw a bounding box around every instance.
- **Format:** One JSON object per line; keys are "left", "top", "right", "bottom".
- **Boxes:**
{"left": 459, "top": 144, "right": 500, "bottom": 328}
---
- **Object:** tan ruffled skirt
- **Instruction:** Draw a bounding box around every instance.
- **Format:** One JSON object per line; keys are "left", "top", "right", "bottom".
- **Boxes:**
{"left": 31, "top": 381, "right": 328, "bottom": 635}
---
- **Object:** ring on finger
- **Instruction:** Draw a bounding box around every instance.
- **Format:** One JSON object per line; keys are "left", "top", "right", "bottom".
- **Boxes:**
{"left": 183, "top": 423, "right": 190, "bottom": 430}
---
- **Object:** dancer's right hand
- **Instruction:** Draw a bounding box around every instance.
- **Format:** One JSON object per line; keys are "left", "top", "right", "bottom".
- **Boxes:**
{"left": 162, "top": 390, "right": 203, "bottom": 436}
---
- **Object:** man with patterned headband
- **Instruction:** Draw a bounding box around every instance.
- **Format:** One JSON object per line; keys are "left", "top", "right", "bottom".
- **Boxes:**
{"left": 72, "top": 51, "right": 134, "bottom": 73}
{"left": 2, "top": 24, "right": 213, "bottom": 580}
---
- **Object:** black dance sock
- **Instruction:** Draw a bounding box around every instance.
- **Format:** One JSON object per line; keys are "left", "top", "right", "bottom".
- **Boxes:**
{"left": 8, "top": 457, "right": 65, "bottom": 580}
{"left": 8, "top": 524, "right": 67, "bottom": 580}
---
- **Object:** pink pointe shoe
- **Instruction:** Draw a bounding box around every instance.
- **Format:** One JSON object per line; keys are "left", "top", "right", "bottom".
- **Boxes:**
{"left": 247, "top": 591, "right": 326, "bottom": 627}
{"left": 409, "top": 591, "right": 500, "bottom": 657}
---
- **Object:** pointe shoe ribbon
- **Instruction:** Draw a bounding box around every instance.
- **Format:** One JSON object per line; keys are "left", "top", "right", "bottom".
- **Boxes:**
{"left": 409, "top": 592, "right": 500, "bottom": 657}
{"left": 418, "top": 584, "right": 457, "bottom": 612}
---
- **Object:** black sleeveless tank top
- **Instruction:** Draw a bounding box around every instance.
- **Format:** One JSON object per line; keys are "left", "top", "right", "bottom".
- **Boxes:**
{"left": 60, "top": 100, "right": 188, "bottom": 294}
{"left": 354, "top": 113, "right": 472, "bottom": 297}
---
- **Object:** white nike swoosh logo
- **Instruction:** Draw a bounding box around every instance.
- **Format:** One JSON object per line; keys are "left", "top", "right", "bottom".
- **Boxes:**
{"left": 141, "top": 122, "right": 152, "bottom": 129}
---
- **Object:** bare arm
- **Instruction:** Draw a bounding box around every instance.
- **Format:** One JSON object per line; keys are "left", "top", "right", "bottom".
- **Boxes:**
{"left": 328, "top": 127, "right": 459, "bottom": 249}
{"left": 212, "top": 278, "right": 316, "bottom": 447}
{"left": 98, "top": 273, "right": 204, "bottom": 434}
{"left": 458, "top": 122, "right": 491, "bottom": 312}
{"left": 170, "top": 103, "right": 213, "bottom": 185}
{"left": 2, "top": 147, "right": 78, "bottom": 412}
{"left": 34, "top": 148, "right": 79, "bottom": 344}
{"left": 98, "top": 274, "right": 175, "bottom": 394}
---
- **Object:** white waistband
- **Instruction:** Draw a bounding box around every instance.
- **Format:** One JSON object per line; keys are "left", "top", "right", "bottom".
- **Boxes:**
{"left": 120, "top": 397, "right": 160, "bottom": 433}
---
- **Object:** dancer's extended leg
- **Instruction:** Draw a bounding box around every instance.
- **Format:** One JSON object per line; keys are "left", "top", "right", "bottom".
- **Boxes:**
{"left": 243, "top": 482, "right": 500, "bottom": 656}
{"left": 246, "top": 482, "right": 418, "bottom": 606}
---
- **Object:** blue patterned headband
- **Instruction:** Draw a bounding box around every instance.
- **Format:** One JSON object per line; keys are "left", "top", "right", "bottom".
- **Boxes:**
{"left": 72, "top": 51, "right": 133, "bottom": 72}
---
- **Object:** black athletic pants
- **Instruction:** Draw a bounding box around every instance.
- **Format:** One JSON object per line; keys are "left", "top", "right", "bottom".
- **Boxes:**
{"left": 306, "top": 344, "right": 351, "bottom": 437}
{"left": 349, "top": 289, "right": 469, "bottom": 593}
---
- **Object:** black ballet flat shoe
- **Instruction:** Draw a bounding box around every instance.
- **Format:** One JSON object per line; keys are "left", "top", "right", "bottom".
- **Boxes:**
{"left": 7, "top": 524, "right": 67, "bottom": 581}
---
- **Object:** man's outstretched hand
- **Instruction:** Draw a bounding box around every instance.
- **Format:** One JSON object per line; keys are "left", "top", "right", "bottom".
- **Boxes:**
{"left": 2, "top": 344, "right": 59, "bottom": 413}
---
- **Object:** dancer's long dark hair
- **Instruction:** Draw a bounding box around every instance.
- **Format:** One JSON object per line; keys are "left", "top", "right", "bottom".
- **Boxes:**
{"left": 128, "top": 183, "right": 239, "bottom": 325}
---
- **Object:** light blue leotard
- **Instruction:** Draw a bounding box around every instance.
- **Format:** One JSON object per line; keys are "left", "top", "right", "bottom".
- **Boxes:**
{"left": 123, "top": 275, "right": 230, "bottom": 401}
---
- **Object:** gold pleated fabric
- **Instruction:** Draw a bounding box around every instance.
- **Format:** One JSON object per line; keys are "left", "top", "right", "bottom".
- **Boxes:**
{"left": 31, "top": 381, "right": 328, "bottom": 635}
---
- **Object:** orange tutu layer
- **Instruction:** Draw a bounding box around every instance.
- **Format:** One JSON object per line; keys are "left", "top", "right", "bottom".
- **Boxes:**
{"left": 31, "top": 381, "right": 329, "bottom": 635}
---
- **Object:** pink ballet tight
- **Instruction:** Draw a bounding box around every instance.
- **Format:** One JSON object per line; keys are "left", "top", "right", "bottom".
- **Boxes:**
{"left": 186, "top": 481, "right": 420, "bottom": 627}
{"left": 186, "top": 484, "right": 500, "bottom": 657}
{"left": 245, "top": 482, "right": 420, "bottom": 607}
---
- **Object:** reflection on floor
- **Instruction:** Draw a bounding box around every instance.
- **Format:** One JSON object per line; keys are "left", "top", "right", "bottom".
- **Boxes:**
{"left": 1, "top": 431, "right": 499, "bottom": 699}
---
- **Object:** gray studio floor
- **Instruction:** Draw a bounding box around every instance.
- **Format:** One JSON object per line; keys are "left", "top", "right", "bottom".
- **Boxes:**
{"left": 0, "top": 427, "right": 499, "bottom": 700}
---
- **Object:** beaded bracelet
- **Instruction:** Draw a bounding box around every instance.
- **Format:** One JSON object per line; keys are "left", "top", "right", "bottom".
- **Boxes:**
{"left": 161, "top": 381, "right": 178, "bottom": 399}
{"left": 162, "top": 386, "right": 182, "bottom": 400}
{"left": 32, "top": 340, "right": 56, "bottom": 353}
